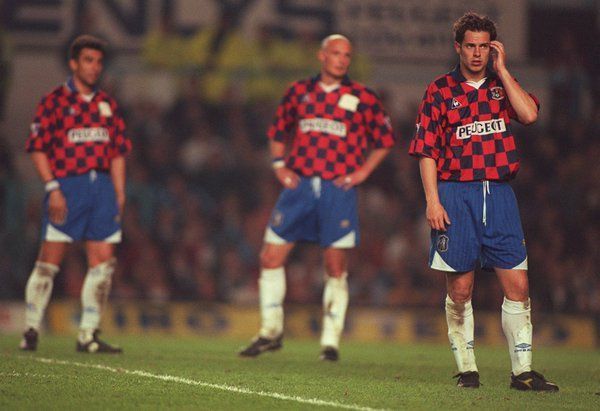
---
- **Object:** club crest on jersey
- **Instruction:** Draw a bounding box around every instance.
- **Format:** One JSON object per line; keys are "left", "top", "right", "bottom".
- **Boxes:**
{"left": 490, "top": 87, "right": 505, "bottom": 100}
{"left": 437, "top": 235, "right": 449, "bottom": 252}
{"left": 340, "top": 219, "right": 350, "bottom": 229}
{"left": 300, "top": 94, "right": 311, "bottom": 104}
{"left": 98, "top": 101, "right": 113, "bottom": 117}
{"left": 451, "top": 98, "right": 462, "bottom": 109}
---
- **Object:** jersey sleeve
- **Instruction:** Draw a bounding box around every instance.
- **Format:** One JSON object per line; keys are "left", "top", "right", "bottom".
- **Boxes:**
{"left": 25, "top": 95, "right": 55, "bottom": 153}
{"left": 267, "top": 84, "right": 297, "bottom": 142}
{"left": 408, "top": 84, "right": 443, "bottom": 160}
{"left": 363, "top": 92, "right": 396, "bottom": 148}
{"left": 111, "top": 101, "right": 132, "bottom": 157}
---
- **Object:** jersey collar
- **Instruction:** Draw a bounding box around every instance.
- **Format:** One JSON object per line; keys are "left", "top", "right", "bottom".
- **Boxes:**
{"left": 65, "top": 76, "right": 99, "bottom": 96}
{"left": 311, "top": 73, "right": 352, "bottom": 89}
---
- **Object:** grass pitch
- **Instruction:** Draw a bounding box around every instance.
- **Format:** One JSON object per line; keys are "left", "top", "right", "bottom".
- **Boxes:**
{"left": 1, "top": 334, "right": 599, "bottom": 410}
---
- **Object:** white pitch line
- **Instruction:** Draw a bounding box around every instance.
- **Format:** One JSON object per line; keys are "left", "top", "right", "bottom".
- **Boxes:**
{"left": 0, "top": 371, "right": 59, "bottom": 378}
{"left": 21, "top": 356, "right": 389, "bottom": 411}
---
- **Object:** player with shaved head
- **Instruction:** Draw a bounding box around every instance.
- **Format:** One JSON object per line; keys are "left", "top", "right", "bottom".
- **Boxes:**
{"left": 239, "top": 34, "right": 395, "bottom": 361}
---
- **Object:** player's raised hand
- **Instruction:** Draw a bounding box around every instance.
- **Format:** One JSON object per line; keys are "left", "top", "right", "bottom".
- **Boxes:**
{"left": 274, "top": 167, "right": 300, "bottom": 189}
{"left": 426, "top": 201, "right": 451, "bottom": 231}
{"left": 48, "top": 189, "right": 68, "bottom": 225}
{"left": 490, "top": 41, "right": 506, "bottom": 72}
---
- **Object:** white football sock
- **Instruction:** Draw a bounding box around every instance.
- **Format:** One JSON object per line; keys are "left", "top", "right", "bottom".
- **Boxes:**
{"left": 79, "top": 258, "right": 115, "bottom": 341}
{"left": 258, "top": 267, "right": 286, "bottom": 339}
{"left": 445, "top": 295, "right": 478, "bottom": 373}
{"left": 502, "top": 297, "right": 533, "bottom": 375}
{"left": 24, "top": 261, "right": 60, "bottom": 330}
{"left": 320, "top": 273, "right": 349, "bottom": 349}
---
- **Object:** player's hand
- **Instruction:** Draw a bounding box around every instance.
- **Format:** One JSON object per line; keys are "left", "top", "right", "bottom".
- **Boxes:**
{"left": 48, "top": 189, "right": 67, "bottom": 225}
{"left": 334, "top": 169, "right": 367, "bottom": 191}
{"left": 426, "top": 201, "right": 451, "bottom": 231}
{"left": 490, "top": 41, "right": 506, "bottom": 73}
{"left": 274, "top": 167, "right": 300, "bottom": 189}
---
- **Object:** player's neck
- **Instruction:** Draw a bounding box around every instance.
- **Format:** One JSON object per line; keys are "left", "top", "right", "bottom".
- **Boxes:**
{"left": 319, "top": 72, "right": 343, "bottom": 87}
{"left": 460, "top": 65, "right": 486, "bottom": 82}
{"left": 72, "top": 76, "right": 95, "bottom": 95}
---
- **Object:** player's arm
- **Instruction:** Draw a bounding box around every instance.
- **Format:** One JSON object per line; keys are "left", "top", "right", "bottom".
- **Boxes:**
{"left": 30, "top": 151, "right": 67, "bottom": 225}
{"left": 419, "top": 157, "right": 450, "bottom": 231}
{"left": 334, "top": 147, "right": 391, "bottom": 190}
{"left": 110, "top": 155, "right": 126, "bottom": 216}
{"left": 270, "top": 140, "right": 300, "bottom": 189}
{"left": 490, "top": 41, "right": 538, "bottom": 125}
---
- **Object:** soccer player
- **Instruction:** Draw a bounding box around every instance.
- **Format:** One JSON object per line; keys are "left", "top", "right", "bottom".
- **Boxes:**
{"left": 239, "top": 34, "right": 395, "bottom": 361}
{"left": 20, "top": 35, "right": 131, "bottom": 353}
{"left": 409, "top": 13, "right": 558, "bottom": 391}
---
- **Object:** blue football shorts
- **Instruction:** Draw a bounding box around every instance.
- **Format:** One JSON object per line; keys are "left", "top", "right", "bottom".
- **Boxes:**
{"left": 41, "top": 170, "right": 121, "bottom": 243}
{"left": 264, "top": 176, "right": 359, "bottom": 248}
{"left": 429, "top": 181, "right": 528, "bottom": 272}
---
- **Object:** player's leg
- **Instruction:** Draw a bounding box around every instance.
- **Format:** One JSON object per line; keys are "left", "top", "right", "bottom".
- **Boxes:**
{"left": 319, "top": 247, "right": 348, "bottom": 361}
{"left": 76, "top": 240, "right": 121, "bottom": 353}
{"left": 240, "top": 178, "right": 316, "bottom": 357}
{"left": 317, "top": 179, "right": 358, "bottom": 361}
{"left": 432, "top": 182, "right": 482, "bottom": 386}
{"left": 20, "top": 241, "right": 68, "bottom": 350}
{"left": 495, "top": 268, "right": 557, "bottom": 391}
{"left": 77, "top": 172, "right": 122, "bottom": 353}
{"left": 239, "top": 242, "right": 294, "bottom": 357}
{"left": 258, "top": 242, "right": 295, "bottom": 339}
{"left": 445, "top": 270, "right": 479, "bottom": 387}
{"left": 484, "top": 182, "right": 557, "bottom": 390}
{"left": 21, "top": 175, "right": 88, "bottom": 351}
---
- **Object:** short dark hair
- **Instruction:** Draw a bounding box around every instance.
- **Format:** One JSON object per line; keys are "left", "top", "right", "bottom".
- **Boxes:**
{"left": 452, "top": 12, "right": 497, "bottom": 44}
{"left": 69, "top": 35, "right": 107, "bottom": 60}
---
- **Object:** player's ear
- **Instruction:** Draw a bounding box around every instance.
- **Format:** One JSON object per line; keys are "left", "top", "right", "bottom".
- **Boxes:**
{"left": 69, "top": 58, "right": 77, "bottom": 72}
{"left": 317, "top": 48, "right": 325, "bottom": 63}
{"left": 453, "top": 41, "right": 461, "bottom": 54}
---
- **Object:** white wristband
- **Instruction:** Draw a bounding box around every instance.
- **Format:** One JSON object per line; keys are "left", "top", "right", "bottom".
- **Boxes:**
{"left": 272, "top": 160, "right": 286, "bottom": 169}
{"left": 45, "top": 180, "right": 60, "bottom": 193}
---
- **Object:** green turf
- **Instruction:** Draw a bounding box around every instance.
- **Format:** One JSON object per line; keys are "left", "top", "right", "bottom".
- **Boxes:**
{"left": 1, "top": 334, "right": 598, "bottom": 410}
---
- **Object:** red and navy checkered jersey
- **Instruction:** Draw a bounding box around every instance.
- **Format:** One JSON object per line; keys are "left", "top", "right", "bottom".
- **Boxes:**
{"left": 268, "top": 75, "right": 395, "bottom": 180}
{"left": 409, "top": 67, "right": 539, "bottom": 181}
{"left": 25, "top": 78, "right": 131, "bottom": 178}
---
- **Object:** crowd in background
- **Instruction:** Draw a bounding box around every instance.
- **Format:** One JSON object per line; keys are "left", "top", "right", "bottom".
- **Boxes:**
{"left": 0, "top": 24, "right": 598, "bottom": 318}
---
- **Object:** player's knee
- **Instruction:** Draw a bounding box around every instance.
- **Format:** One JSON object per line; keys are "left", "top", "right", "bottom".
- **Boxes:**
{"left": 447, "top": 289, "right": 472, "bottom": 304}
{"left": 323, "top": 256, "right": 347, "bottom": 278}
{"left": 324, "top": 266, "right": 346, "bottom": 278}
{"left": 260, "top": 249, "right": 285, "bottom": 269}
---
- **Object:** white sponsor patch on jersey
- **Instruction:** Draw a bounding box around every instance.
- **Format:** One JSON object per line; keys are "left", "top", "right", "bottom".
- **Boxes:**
{"left": 67, "top": 127, "right": 110, "bottom": 143}
{"left": 338, "top": 94, "right": 359, "bottom": 112}
{"left": 299, "top": 118, "right": 347, "bottom": 137}
{"left": 456, "top": 119, "right": 506, "bottom": 140}
{"left": 98, "top": 101, "right": 113, "bottom": 117}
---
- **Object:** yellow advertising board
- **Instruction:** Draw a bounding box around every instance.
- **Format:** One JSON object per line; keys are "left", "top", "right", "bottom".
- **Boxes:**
{"left": 43, "top": 301, "right": 597, "bottom": 348}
